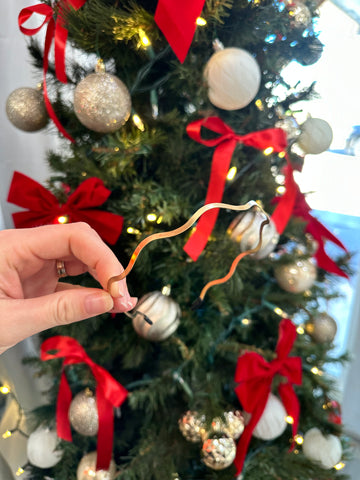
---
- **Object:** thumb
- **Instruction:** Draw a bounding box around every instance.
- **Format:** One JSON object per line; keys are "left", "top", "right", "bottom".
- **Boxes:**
{"left": 0, "top": 289, "right": 114, "bottom": 352}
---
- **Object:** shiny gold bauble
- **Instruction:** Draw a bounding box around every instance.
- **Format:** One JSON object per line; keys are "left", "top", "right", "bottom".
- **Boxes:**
{"left": 305, "top": 313, "right": 337, "bottom": 343}
{"left": 201, "top": 433, "right": 236, "bottom": 470}
{"left": 228, "top": 208, "right": 279, "bottom": 259}
{"left": 274, "top": 258, "right": 316, "bottom": 293}
{"left": 132, "top": 291, "right": 181, "bottom": 341}
{"left": 210, "top": 411, "right": 245, "bottom": 440}
{"left": 74, "top": 72, "right": 131, "bottom": 133}
{"left": 69, "top": 389, "right": 98, "bottom": 436}
{"left": 178, "top": 411, "right": 206, "bottom": 443}
{"left": 77, "top": 452, "right": 116, "bottom": 480}
{"left": 6, "top": 87, "right": 48, "bottom": 132}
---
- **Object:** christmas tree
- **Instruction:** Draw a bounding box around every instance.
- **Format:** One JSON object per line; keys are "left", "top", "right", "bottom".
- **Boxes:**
{"left": 4, "top": 0, "right": 352, "bottom": 479}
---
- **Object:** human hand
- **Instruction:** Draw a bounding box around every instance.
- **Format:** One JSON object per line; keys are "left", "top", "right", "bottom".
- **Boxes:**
{"left": 0, "top": 222, "right": 137, "bottom": 354}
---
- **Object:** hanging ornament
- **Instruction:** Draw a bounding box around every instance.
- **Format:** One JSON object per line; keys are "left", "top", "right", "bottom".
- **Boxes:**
{"left": 27, "top": 426, "right": 63, "bottom": 469}
{"left": 297, "top": 118, "right": 333, "bottom": 155}
{"left": 295, "top": 37, "right": 323, "bottom": 66}
{"left": 285, "top": 0, "right": 312, "bottom": 28}
{"left": 6, "top": 86, "right": 48, "bottom": 132}
{"left": 69, "top": 389, "right": 99, "bottom": 436}
{"left": 202, "top": 433, "right": 236, "bottom": 470}
{"left": 77, "top": 451, "right": 116, "bottom": 480}
{"left": 210, "top": 411, "right": 245, "bottom": 440}
{"left": 131, "top": 290, "right": 181, "bottom": 341}
{"left": 274, "top": 258, "right": 316, "bottom": 293}
{"left": 302, "top": 427, "right": 342, "bottom": 469}
{"left": 178, "top": 411, "right": 206, "bottom": 442}
{"left": 227, "top": 207, "right": 279, "bottom": 260}
{"left": 305, "top": 312, "right": 337, "bottom": 343}
{"left": 74, "top": 61, "right": 131, "bottom": 133}
{"left": 204, "top": 46, "right": 261, "bottom": 110}
{"left": 250, "top": 393, "right": 287, "bottom": 440}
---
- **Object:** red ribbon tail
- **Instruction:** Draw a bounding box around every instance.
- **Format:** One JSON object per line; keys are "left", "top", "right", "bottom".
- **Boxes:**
{"left": 314, "top": 241, "right": 349, "bottom": 278}
{"left": 278, "top": 383, "right": 300, "bottom": 451}
{"left": 56, "top": 371, "right": 73, "bottom": 441}
{"left": 271, "top": 163, "right": 297, "bottom": 234}
{"left": 95, "top": 389, "right": 114, "bottom": 471}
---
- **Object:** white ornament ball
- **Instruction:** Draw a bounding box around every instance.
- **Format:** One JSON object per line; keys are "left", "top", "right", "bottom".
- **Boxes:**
{"left": 132, "top": 291, "right": 181, "bottom": 341}
{"left": 6, "top": 87, "right": 48, "bottom": 132}
{"left": 297, "top": 118, "right": 333, "bottom": 155}
{"left": 204, "top": 47, "right": 261, "bottom": 110}
{"left": 74, "top": 72, "right": 131, "bottom": 133}
{"left": 27, "top": 426, "right": 63, "bottom": 468}
{"left": 77, "top": 451, "right": 116, "bottom": 480}
{"left": 252, "top": 393, "right": 287, "bottom": 440}
{"left": 228, "top": 208, "right": 279, "bottom": 260}
{"left": 302, "top": 427, "right": 342, "bottom": 469}
{"left": 274, "top": 258, "right": 317, "bottom": 293}
{"left": 306, "top": 313, "right": 337, "bottom": 344}
{"left": 69, "top": 389, "right": 99, "bottom": 436}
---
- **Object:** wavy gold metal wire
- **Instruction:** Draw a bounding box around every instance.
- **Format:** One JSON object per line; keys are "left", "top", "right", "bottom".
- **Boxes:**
{"left": 107, "top": 201, "right": 269, "bottom": 304}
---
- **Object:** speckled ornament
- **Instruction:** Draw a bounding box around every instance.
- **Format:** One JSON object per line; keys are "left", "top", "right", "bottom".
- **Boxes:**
{"left": 297, "top": 118, "right": 333, "bottom": 154}
{"left": 228, "top": 208, "right": 279, "bottom": 259}
{"left": 74, "top": 72, "right": 131, "bottom": 133}
{"left": 69, "top": 389, "right": 98, "bottom": 436}
{"left": 77, "top": 451, "right": 116, "bottom": 480}
{"left": 286, "top": 0, "right": 312, "bottom": 27}
{"left": 6, "top": 87, "right": 48, "bottom": 132}
{"left": 302, "top": 427, "right": 342, "bottom": 469}
{"left": 202, "top": 433, "right": 236, "bottom": 470}
{"left": 305, "top": 313, "right": 337, "bottom": 343}
{"left": 210, "top": 411, "right": 245, "bottom": 440}
{"left": 132, "top": 291, "right": 181, "bottom": 341}
{"left": 27, "top": 426, "right": 63, "bottom": 468}
{"left": 178, "top": 411, "right": 206, "bottom": 442}
{"left": 204, "top": 47, "right": 261, "bottom": 110}
{"left": 274, "top": 258, "right": 316, "bottom": 293}
{"left": 252, "top": 393, "right": 287, "bottom": 440}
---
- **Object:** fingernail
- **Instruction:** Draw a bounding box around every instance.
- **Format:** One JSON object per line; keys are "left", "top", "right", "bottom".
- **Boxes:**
{"left": 85, "top": 292, "right": 114, "bottom": 315}
{"left": 111, "top": 281, "right": 127, "bottom": 298}
{"left": 127, "top": 297, "right": 138, "bottom": 309}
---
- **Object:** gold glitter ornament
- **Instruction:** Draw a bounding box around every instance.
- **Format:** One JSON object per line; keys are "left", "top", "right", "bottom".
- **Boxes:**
{"left": 132, "top": 291, "right": 181, "bottom": 341}
{"left": 210, "top": 411, "right": 245, "bottom": 440}
{"left": 77, "top": 451, "right": 116, "bottom": 480}
{"left": 305, "top": 313, "right": 337, "bottom": 343}
{"left": 69, "top": 389, "right": 99, "bottom": 436}
{"left": 74, "top": 71, "right": 131, "bottom": 133}
{"left": 201, "top": 433, "right": 236, "bottom": 470}
{"left": 178, "top": 411, "right": 206, "bottom": 443}
{"left": 274, "top": 258, "right": 316, "bottom": 293}
{"left": 6, "top": 87, "right": 48, "bottom": 132}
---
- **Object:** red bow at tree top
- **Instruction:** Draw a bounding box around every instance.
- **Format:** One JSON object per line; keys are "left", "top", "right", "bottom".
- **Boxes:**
{"left": 7, "top": 171, "right": 123, "bottom": 245}
{"left": 234, "top": 318, "right": 302, "bottom": 475}
{"left": 271, "top": 166, "right": 349, "bottom": 278}
{"left": 18, "top": 1, "right": 87, "bottom": 142}
{"left": 41, "top": 336, "right": 128, "bottom": 471}
{"left": 183, "top": 117, "right": 288, "bottom": 261}
{"left": 154, "top": 0, "right": 206, "bottom": 63}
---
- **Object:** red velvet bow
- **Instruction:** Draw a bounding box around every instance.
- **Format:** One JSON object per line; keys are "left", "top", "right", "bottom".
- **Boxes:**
{"left": 183, "top": 117, "right": 288, "bottom": 261}
{"left": 18, "top": 1, "right": 86, "bottom": 141}
{"left": 154, "top": 0, "right": 206, "bottom": 63}
{"left": 7, "top": 171, "right": 123, "bottom": 245}
{"left": 234, "top": 318, "right": 302, "bottom": 475}
{"left": 41, "top": 336, "right": 128, "bottom": 471}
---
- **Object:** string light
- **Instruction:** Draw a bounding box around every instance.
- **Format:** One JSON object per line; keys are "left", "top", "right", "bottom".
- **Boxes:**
{"left": 196, "top": 17, "right": 207, "bottom": 26}
{"left": 0, "top": 385, "right": 10, "bottom": 395}
{"left": 226, "top": 166, "right": 237, "bottom": 181}
{"left": 161, "top": 285, "right": 171, "bottom": 296}
{"left": 255, "top": 99, "right": 264, "bottom": 110}
{"left": 127, "top": 227, "right": 141, "bottom": 235}
{"left": 278, "top": 151, "right": 286, "bottom": 158}
{"left": 311, "top": 366, "right": 323, "bottom": 376}
{"left": 241, "top": 318, "right": 251, "bottom": 326}
{"left": 294, "top": 434, "right": 304, "bottom": 445}
{"left": 2, "top": 430, "right": 12, "bottom": 439}
{"left": 57, "top": 215, "right": 69, "bottom": 224}
{"left": 146, "top": 213, "right": 157, "bottom": 222}
{"left": 285, "top": 415, "right": 294, "bottom": 424}
{"left": 139, "top": 29, "right": 151, "bottom": 47}
{"left": 334, "top": 461, "right": 345, "bottom": 470}
{"left": 156, "top": 215, "right": 164, "bottom": 224}
{"left": 274, "top": 307, "right": 288, "bottom": 318}
{"left": 132, "top": 113, "right": 145, "bottom": 131}
{"left": 296, "top": 325, "right": 305, "bottom": 335}
{"left": 15, "top": 467, "right": 25, "bottom": 477}
{"left": 276, "top": 185, "right": 286, "bottom": 194}
{"left": 263, "top": 146, "right": 274, "bottom": 155}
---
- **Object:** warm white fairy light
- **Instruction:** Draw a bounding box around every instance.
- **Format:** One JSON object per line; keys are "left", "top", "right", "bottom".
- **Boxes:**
{"left": 294, "top": 434, "right": 304, "bottom": 445}
{"left": 255, "top": 99, "right": 264, "bottom": 110}
{"left": 132, "top": 113, "right": 145, "bottom": 131}
{"left": 57, "top": 215, "right": 69, "bottom": 224}
{"left": 285, "top": 415, "right": 294, "bottom": 424}
{"left": 0, "top": 385, "right": 10, "bottom": 395}
{"left": 263, "top": 146, "right": 274, "bottom": 155}
{"left": 276, "top": 185, "right": 286, "bottom": 194}
{"left": 15, "top": 467, "right": 25, "bottom": 477}
{"left": 311, "top": 366, "right": 323, "bottom": 376}
{"left": 2, "top": 430, "right": 12, "bottom": 439}
{"left": 127, "top": 226, "right": 141, "bottom": 235}
{"left": 226, "top": 166, "right": 237, "bottom": 181}
{"left": 196, "top": 17, "right": 207, "bottom": 26}
{"left": 296, "top": 325, "right": 305, "bottom": 335}
{"left": 147, "top": 213, "right": 157, "bottom": 222}
{"left": 139, "top": 29, "right": 151, "bottom": 47}
{"left": 241, "top": 318, "right": 251, "bottom": 326}
{"left": 334, "top": 461, "right": 345, "bottom": 470}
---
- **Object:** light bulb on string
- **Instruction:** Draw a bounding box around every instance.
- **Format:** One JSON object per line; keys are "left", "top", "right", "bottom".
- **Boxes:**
{"left": 263, "top": 147, "right": 274, "bottom": 155}
{"left": 2, "top": 430, "right": 12, "bottom": 439}
{"left": 226, "top": 166, "right": 237, "bottom": 181}
{"left": 334, "top": 462, "right": 345, "bottom": 470}
{"left": 196, "top": 17, "right": 207, "bottom": 26}
{"left": 138, "top": 29, "right": 151, "bottom": 48}
{"left": 147, "top": 213, "right": 157, "bottom": 222}
{"left": 56, "top": 215, "right": 69, "bottom": 224}
{"left": 132, "top": 113, "right": 145, "bottom": 131}
{"left": 0, "top": 385, "right": 10, "bottom": 395}
{"left": 16, "top": 467, "right": 25, "bottom": 477}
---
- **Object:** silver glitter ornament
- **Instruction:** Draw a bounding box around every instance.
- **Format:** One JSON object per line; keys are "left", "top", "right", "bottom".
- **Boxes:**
{"left": 74, "top": 72, "right": 131, "bottom": 133}
{"left": 210, "top": 411, "right": 245, "bottom": 440}
{"left": 69, "top": 389, "right": 99, "bottom": 436}
{"left": 274, "top": 258, "right": 316, "bottom": 293}
{"left": 6, "top": 87, "right": 48, "bottom": 132}
{"left": 228, "top": 208, "right": 279, "bottom": 260}
{"left": 305, "top": 313, "right": 337, "bottom": 343}
{"left": 202, "top": 433, "right": 236, "bottom": 470}
{"left": 178, "top": 411, "right": 206, "bottom": 443}
{"left": 77, "top": 451, "right": 116, "bottom": 480}
{"left": 132, "top": 291, "right": 181, "bottom": 341}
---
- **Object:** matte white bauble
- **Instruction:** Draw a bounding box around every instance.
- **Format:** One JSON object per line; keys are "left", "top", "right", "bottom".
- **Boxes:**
{"left": 302, "top": 427, "right": 342, "bottom": 469}
{"left": 204, "top": 47, "right": 261, "bottom": 110}
{"left": 297, "top": 118, "right": 333, "bottom": 154}
{"left": 228, "top": 209, "right": 279, "bottom": 259}
{"left": 252, "top": 393, "right": 287, "bottom": 440}
{"left": 274, "top": 258, "right": 317, "bottom": 293}
{"left": 77, "top": 452, "right": 116, "bottom": 480}
{"left": 27, "top": 426, "right": 63, "bottom": 468}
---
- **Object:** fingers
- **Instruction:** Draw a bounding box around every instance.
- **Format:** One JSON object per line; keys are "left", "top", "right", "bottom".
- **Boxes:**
{"left": 0, "top": 287, "right": 137, "bottom": 353}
